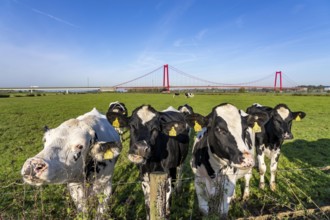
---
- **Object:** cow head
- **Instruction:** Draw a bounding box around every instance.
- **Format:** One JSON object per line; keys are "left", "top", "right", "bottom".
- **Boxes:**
{"left": 107, "top": 101, "right": 128, "bottom": 134}
{"left": 178, "top": 104, "right": 194, "bottom": 116}
{"left": 270, "top": 104, "right": 306, "bottom": 140}
{"left": 21, "top": 119, "right": 121, "bottom": 186}
{"left": 108, "top": 101, "right": 128, "bottom": 117}
{"left": 186, "top": 103, "right": 268, "bottom": 169}
{"left": 107, "top": 105, "right": 187, "bottom": 164}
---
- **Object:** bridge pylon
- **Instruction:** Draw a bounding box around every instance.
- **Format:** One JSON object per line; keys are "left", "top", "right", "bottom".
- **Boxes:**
{"left": 163, "top": 64, "right": 170, "bottom": 92}
{"left": 274, "top": 71, "right": 282, "bottom": 91}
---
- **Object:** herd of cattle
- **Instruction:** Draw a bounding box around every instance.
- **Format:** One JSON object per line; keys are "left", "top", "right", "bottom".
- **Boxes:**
{"left": 21, "top": 101, "right": 306, "bottom": 219}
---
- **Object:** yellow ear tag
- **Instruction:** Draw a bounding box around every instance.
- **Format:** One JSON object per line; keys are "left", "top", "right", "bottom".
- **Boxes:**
{"left": 295, "top": 115, "right": 301, "bottom": 121}
{"left": 253, "top": 122, "right": 261, "bottom": 133}
{"left": 194, "top": 121, "right": 202, "bottom": 132}
{"left": 104, "top": 149, "right": 114, "bottom": 160}
{"left": 169, "top": 126, "right": 177, "bottom": 136}
{"left": 112, "top": 117, "right": 120, "bottom": 128}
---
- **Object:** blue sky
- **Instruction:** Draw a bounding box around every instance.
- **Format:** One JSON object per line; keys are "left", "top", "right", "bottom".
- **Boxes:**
{"left": 1, "top": 0, "right": 330, "bottom": 87}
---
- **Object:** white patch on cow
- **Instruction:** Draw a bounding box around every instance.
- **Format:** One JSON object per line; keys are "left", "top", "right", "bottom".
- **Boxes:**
{"left": 179, "top": 106, "right": 191, "bottom": 114}
{"left": 215, "top": 104, "right": 248, "bottom": 156}
{"left": 277, "top": 107, "right": 289, "bottom": 120}
{"left": 253, "top": 103, "right": 263, "bottom": 107}
{"left": 162, "top": 106, "right": 179, "bottom": 112}
{"left": 137, "top": 106, "right": 156, "bottom": 125}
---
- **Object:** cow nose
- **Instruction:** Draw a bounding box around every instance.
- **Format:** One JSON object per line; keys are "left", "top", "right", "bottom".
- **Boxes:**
{"left": 130, "top": 141, "right": 148, "bottom": 154}
{"left": 22, "top": 158, "right": 48, "bottom": 178}
{"left": 241, "top": 152, "right": 254, "bottom": 168}
{"left": 283, "top": 132, "right": 293, "bottom": 140}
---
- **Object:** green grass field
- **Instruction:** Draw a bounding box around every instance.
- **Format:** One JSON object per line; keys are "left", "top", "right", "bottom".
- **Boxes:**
{"left": 0, "top": 92, "right": 329, "bottom": 219}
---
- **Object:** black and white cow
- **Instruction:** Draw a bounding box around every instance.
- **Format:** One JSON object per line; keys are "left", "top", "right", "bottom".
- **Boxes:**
{"left": 21, "top": 108, "right": 121, "bottom": 218}
{"left": 172, "top": 92, "right": 180, "bottom": 98}
{"left": 108, "top": 101, "right": 128, "bottom": 117}
{"left": 106, "top": 105, "right": 190, "bottom": 219}
{"left": 185, "top": 103, "right": 268, "bottom": 217}
{"left": 178, "top": 104, "right": 194, "bottom": 116}
{"left": 185, "top": 92, "right": 194, "bottom": 98}
{"left": 107, "top": 101, "right": 129, "bottom": 140}
{"left": 246, "top": 103, "right": 306, "bottom": 191}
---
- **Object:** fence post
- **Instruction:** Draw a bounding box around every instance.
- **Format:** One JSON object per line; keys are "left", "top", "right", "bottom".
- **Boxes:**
{"left": 150, "top": 172, "right": 168, "bottom": 220}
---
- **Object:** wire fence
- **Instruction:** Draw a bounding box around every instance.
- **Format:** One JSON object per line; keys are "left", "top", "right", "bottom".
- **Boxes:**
{"left": 1, "top": 165, "right": 329, "bottom": 219}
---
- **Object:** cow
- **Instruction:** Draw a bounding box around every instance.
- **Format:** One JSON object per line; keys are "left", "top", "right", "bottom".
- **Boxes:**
{"left": 185, "top": 103, "right": 268, "bottom": 218}
{"left": 21, "top": 108, "right": 122, "bottom": 218}
{"left": 173, "top": 92, "right": 180, "bottom": 98}
{"left": 185, "top": 92, "right": 194, "bottom": 98}
{"left": 108, "top": 101, "right": 128, "bottom": 117}
{"left": 106, "top": 105, "right": 190, "bottom": 219}
{"left": 107, "top": 101, "right": 129, "bottom": 140}
{"left": 246, "top": 103, "right": 306, "bottom": 191}
{"left": 178, "top": 104, "right": 194, "bottom": 116}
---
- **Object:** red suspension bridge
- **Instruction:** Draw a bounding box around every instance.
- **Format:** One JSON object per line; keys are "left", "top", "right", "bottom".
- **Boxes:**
{"left": 113, "top": 64, "right": 299, "bottom": 92}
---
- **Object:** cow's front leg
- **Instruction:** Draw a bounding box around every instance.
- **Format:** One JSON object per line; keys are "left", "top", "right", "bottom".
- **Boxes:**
{"left": 92, "top": 181, "right": 112, "bottom": 217}
{"left": 194, "top": 176, "right": 209, "bottom": 215}
{"left": 165, "top": 177, "right": 172, "bottom": 218}
{"left": 242, "top": 170, "right": 252, "bottom": 200}
{"left": 257, "top": 151, "right": 267, "bottom": 189}
{"left": 68, "top": 182, "right": 88, "bottom": 214}
{"left": 141, "top": 174, "right": 151, "bottom": 220}
{"left": 175, "top": 165, "right": 183, "bottom": 192}
{"left": 219, "top": 175, "right": 236, "bottom": 219}
{"left": 270, "top": 151, "right": 280, "bottom": 191}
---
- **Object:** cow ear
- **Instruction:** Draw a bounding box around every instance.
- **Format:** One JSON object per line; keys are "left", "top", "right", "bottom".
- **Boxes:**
{"left": 106, "top": 112, "right": 129, "bottom": 128}
{"left": 162, "top": 121, "right": 187, "bottom": 137}
{"left": 185, "top": 113, "right": 207, "bottom": 132}
{"left": 43, "top": 125, "right": 49, "bottom": 133}
{"left": 90, "top": 141, "right": 122, "bottom": 161}
{"left": 292, "top": 111, "right": 306, "bottom": 121}
{"left": 247, "top": 112, "right": 269, "bottom": 133}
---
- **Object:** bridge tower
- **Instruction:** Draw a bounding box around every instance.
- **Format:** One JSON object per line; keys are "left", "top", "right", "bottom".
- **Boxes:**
{"left": 274, "top": 71, "right": 282, "bottom": 91}
{"left": 163, "top": 64, "right": 170, "bottom": 92}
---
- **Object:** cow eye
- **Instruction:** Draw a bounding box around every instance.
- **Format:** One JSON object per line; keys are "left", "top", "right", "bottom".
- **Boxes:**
{"left": 76, "top": 145, "right": 83, "bottom": 150}
{"left": 216, "top": 127, "right": 226, "bottom": 134}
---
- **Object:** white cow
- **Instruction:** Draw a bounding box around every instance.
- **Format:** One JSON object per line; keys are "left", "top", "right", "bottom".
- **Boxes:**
{"left": 21, "top": 108, "right": 121, "bottom": 218}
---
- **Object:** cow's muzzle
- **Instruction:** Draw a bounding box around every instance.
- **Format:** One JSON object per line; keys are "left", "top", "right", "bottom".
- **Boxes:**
{"left": 233, "top": 152, "right": 254, "bottom": 169}
{"left": 21, "top": 158, "right": 48, "bottom": 185}
{"left": 128, "top": 141, "right": 150, "bottom": 164}
{"left": 282, "top": 132, "right": 293, "bottom": 140}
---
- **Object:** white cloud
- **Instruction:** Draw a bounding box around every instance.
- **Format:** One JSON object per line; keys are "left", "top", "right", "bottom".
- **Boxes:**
{"left": 195, "top": 29, "right": 208, "bottom": 40}
{"left": 31, "top": 8, "right": 79, "bottom": 28}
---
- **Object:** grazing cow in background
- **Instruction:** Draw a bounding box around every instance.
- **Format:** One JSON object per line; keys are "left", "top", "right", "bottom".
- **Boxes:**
{"left": 185, "top": 92, "right": 194, "bottom": 98}
{"left": 185, "top": 103, "right": 268, "bottom": 217}
{"left": 172, "top": 92, "right": 180, "bottom": 98}
{"left": 21, "top": 108, "right": 122, "bottom": 218}
{"left": 107, "top": 105, "right": 190, "bottom": 219}
{"left": 246, "top": 103, "right": 306, "bottom": 191}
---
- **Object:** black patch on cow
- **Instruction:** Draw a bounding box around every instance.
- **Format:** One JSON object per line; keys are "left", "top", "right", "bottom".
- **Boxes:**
{"left": 275, "top": 153, "right": 280, "bottom": 162}
{"left": 193, "top": 141, "right": 216, "bottom": 178}
{"left": 85, "top": 160, "right": 108, "bottom": 180}
{"left": 207, "top": 114, "right": 243, "bottom": 165}
{"left": 73, "top": 152, "right": 81, "bottom": 161}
